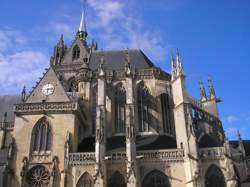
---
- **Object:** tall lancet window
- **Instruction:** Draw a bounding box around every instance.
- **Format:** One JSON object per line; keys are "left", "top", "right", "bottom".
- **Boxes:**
{"left": 72, "top": 45, "right": 80, "bottom": 60}
{"left": 137, "top": 83, "right": 151, "bottom": 132}
{"left": 115, "top": 85, "right": 126, "bottom": 133}
{"left": 91, "top": 84, "right": 97, "bottom": 135}
{"left": 32, "top": 117, "right": 52, "bottom": 152}
{"left": 160, "top": 93, "right": 173, "bottom": 134}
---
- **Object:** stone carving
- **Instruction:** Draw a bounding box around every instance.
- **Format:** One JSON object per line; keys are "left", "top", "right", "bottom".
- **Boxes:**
{"left": 64, "top": 132, "right": 70, "bottom": 171}
{"left": 127, "top": 161, "right": 136, "bottom": 183}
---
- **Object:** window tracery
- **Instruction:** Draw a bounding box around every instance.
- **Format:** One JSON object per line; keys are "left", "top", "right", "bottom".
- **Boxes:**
{"left": 32, "top": 117, "right": 51, "bottom": 153}
{"left": 73, "top": 45, "right": 80, "bottom": 60}
{"left": 142, "top": 170, "right": 170, "bottom": 187}
{"left": 76, "top": 172, "right": 94, "bottom": 187}
{"left": 137, "top": 83, "right": 151, "bottom": 132}
{"left": 160, "top": 93, "right": 173, "bottom": 135}
{"left": 26, "top": 165, "right": 50, "bottom": 187}
{"left": 115, "top": 85, "right": 126, "bottom": 133}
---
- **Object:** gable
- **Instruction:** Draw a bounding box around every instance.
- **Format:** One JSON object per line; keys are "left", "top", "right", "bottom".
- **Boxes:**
{"left": 26, "top": 68, "right": 70, "bottom": 103}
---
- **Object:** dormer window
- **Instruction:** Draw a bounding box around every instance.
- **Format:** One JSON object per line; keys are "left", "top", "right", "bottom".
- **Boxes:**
{"left": 73, "top": 45, "right": 80, "bottom": 60}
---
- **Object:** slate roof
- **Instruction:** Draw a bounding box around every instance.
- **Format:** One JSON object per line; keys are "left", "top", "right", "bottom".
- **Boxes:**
{"left": 77, "top": 135, "right": 177, "bottom": 152}
{"left": 230, "top": 140, "right": 250, "bottom": 156}
{"left": 89, "top": 49, "right": 155, "bottom": 70}
{"left": 0, "top": 95, "right": 20, "bottom": 122}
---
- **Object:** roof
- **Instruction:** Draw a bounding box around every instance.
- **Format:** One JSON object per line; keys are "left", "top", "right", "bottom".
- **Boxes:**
{"left": 230, "top": 140, "right": 250, "bottom": 156}
{"left": 0, "top": 95, "right": 20, "bottom": 122}
{"left": 89, "top": 49, "right": 155, "bottom": 70}
{"left": 77, "top": 135, "right": 177, "bottom": 152}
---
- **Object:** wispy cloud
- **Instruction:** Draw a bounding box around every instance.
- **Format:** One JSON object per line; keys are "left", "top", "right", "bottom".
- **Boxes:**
{"left": 222, "top": 115, "right": 239, "bottom": 124}
{"left": 0, "top": 28, "right": 49, "bottom": 94}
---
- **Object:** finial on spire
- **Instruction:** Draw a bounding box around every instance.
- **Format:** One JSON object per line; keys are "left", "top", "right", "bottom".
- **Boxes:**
{"left": 199, "top": 80, "right": 207, "bottom": 102}
{"left": 125, "top": 49, "right": 132, "bottom": 76}
{"left": 21, "top": 85, "right": 26, "bottom": 102}
{"left": 98, "top": 51, "right": 105, "bottom": 77}
{"left": 208, "top": 78, "right": 216, "bottom": 99}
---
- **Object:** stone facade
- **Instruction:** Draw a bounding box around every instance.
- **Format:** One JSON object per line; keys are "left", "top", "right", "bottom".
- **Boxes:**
{"left": 0, "top": 13, "right": 250, "bottom": 187}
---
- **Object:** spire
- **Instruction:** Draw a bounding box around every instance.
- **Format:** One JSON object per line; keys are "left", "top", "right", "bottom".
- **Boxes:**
{"left": 78, "top": 0, "right": 88, "bottom": 40}
{"left": 58, "top": 34, "right": 64, "bottom": 47}
{"left": 199, "top": 80, "right": 207, "bottom": 102}
{"left": 175, "top": 49, "right": 184, "bottom": 76}
{"left": 237, "top": 130, "right": 242, "bottom": 141}
{"left": 208, "top": 78, "right": 216, "bottom": 99}
{"left": 21, "top": 85, "right": 26, "bottom": 102}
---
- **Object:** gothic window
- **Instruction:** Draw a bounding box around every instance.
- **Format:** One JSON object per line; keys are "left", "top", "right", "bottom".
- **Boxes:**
{"left": 26, "top": 165, "right": 50, "bottom": 187}
{"left": 142, "top": 170, "right": 170, "bottom": 187}
{"left": 32, "top": 117, "right": 52, "bottom": 152}
{"left": 73, "top": 45, "right": 80, "bottom": 60}
{"left": 108, "top": 171, "right": 126, "bottom": 187}
{"left": 67, "top": 77, "right": 78, "bottom": 92}
{"left": 137, "top": 83, "right": 151, "bottom": 132}
{"left": 76, "top": 172, "right": 94, "bottom": 187}
{"left": 114, "top": 85, "right": 126, "bottom": 133}
{"left": 92, "top": 84, "right": 97, "bottom": 135}
{"left": 205, "top": 165, "right": 226, "bottom": 187}
{"left": 160, "top": 93, "right": 173, "bottom": 134}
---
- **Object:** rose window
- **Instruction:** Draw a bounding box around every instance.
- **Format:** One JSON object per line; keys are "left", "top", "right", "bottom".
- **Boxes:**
{"left": 26, "top": 165, "right": 50, "bottom": 187}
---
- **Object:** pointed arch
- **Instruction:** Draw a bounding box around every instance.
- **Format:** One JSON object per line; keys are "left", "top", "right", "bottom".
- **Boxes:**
{"left": 108, "top": 171, "right": 126, "bottom": 187}
{"left": 31, "top": 117, "right": 52, "bottom": 152}
{"left": 114, "top": 83, "right": 126, "bottom": 133}
{"left": 73, "top": 45, "right": 80, "bottom": 60}
{"left": 137, "top": 82, "right": 151, "bottom": 132}
{"left": 142, "top": 170, "right": 170, "bottom": 187}
{"left": 205, "top": 164, "right": 226, "bottom": 187}
{"left": 67, "top": 76, "right": 78, "bottom": 92}
{"left": 76, "top": 172, "right": 94, "bottom": 187}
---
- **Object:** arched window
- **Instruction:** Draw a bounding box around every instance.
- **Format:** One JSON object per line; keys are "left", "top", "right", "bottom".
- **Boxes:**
{"left": 205, "top": 165, "right": 226, "bottom": 187}
{"left": 73, "top": 45, "right": 80, "bottom": 60}
{"left": 26, "top": 165, "right": 50, "bottom": 187}
{"left": 160, "top": 93, "right": 173, "bottom": 134}
{"left": 142, "top": 170, "right": 170, "bottom": 187}
{"left": 114, "top": 85, "right": 126, "bottom": 133}
{"left": 92, "top": 84, "right": 97, "bottom": 135}
{"left": 32, "top": 117, "right": 52, "bottom": 152}
{"left": 67, "top": 77, "right": 78, "bottom": 92}
{"left": 137, "top": 83, "right": 151, "bottom": 132}
{"left": 108, "top": 171, "right": 126, "bottom": 187}
{"left": 76, "top": 172, "right": 94, "bottom": 187}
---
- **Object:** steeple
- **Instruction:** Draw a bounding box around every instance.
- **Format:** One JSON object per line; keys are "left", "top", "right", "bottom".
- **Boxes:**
{"left": 208, "top": 78, "right": 216, "bottom": 100}
{"left": 77, "top": 1, "right": 88, "bottom": 40}
{"left": 199, "top": 80, "right": 207, "bottom": 102}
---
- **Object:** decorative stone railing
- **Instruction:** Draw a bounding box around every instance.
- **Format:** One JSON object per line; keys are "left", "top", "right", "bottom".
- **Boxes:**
{"left": 199, "top": 147, "right": 225, "bottom": 160}
{"left": 137, "top": 149, "right": 185, "bottom": 162}
{"left": 14, "top": 102, "right": 78, "bottom": 114}
{"left": 68, "top": 152, "right": 96, "bottom": 166}
{"left": 0, "top": 121, "right": 14, "bottom": 130}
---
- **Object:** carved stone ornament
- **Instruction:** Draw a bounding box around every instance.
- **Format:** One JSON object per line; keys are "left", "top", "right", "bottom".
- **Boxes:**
{"left": 127, "top": 161, "right": 136, "bottom": 182}
{"left": 26, "top": 165, "right": 50, "bottom": 187}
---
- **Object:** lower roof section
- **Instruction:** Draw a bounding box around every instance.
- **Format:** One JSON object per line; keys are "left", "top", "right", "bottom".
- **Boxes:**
{"left": 77, "top": 135, "right": 177, "bottom": 152}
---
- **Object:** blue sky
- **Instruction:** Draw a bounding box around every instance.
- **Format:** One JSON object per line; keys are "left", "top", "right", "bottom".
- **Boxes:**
{"left": 0, "top": 0, "right": 249, "bottom": 140}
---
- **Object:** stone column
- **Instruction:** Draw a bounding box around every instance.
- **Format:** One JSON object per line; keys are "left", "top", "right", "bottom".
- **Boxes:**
{"left": 94, "top": 61, "right": 107, "bottom": 187}
{"left": 125, "top": 63, "right": 137, "bottom": 187}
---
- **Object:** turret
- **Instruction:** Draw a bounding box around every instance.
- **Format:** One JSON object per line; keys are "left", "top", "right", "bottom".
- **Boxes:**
{"left": 51, "top": 35, "right": 66, "bottom": 66}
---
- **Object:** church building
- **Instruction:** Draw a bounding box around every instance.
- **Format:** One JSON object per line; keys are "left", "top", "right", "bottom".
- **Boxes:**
{"left": 0, "top": 11, "right": 250, "bottom": 187}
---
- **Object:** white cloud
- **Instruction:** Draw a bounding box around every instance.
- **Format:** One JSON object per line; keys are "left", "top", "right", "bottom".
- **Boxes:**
{"left": 86, "top": 0, "right": 168, "bottom": 62}
{"left": 223, "top": 115, "right": 239, "bottom": 124}
{"left": 0, "top": 27, "right": 49, "bottom": 94}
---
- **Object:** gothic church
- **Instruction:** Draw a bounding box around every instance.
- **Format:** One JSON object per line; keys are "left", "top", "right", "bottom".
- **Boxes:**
{"left": 0, "top": 11, "right": 250, "bottom": 187}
